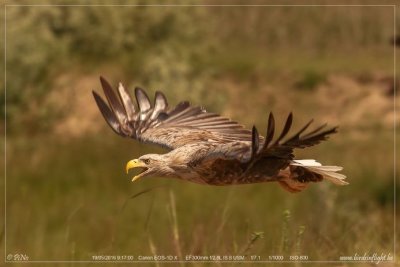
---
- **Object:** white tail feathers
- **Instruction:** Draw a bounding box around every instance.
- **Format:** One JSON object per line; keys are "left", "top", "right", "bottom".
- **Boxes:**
{"left": 291, "top": 159, "right": 349, "bottom": 185}
{"left": 292, "top": 159, "right": 322, "bottom": 167}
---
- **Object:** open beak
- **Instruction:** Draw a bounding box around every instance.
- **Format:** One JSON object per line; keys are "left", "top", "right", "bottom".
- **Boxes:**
{"left": 126, "top": 159, "right": 148, "bottom": 182}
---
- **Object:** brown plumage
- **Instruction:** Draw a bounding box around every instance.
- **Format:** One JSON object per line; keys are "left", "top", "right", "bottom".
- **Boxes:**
{"left": 93, "top": 77, "right": 348, "bottom": 193}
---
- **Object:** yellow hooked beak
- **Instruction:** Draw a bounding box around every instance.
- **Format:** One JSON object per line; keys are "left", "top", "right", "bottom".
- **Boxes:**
{"left": 125, "top": 159, "right": 147, "bottom": 182}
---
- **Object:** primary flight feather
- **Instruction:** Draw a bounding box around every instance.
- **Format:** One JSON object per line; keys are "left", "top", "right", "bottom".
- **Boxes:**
{"left": 93, "top": 77, "right": 348, "bottom": 193}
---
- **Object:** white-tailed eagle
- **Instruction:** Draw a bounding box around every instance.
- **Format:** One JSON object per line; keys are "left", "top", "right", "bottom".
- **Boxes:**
{"left": 92, "top": 77, "right": 348, "bottom": 193}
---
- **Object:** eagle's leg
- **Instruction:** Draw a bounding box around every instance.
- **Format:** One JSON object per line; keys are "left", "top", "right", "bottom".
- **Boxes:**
{"left": 276, "top": 168, "right": 308, "bottom": 193}
{"left": 278, "top": 180, "right": 308, "bottom": 193}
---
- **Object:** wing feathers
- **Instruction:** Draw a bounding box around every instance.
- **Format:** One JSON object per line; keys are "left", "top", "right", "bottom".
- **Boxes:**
{"left": 263, "top": 112, "right": 275, "bottom": 149}
{"left": 165, "top": 101, "right": 191, "bottom": 119}
{"left": 93, "top": 77, "right": 253, "bottom": 149}
{"left": 248, "top": 112, "right": 338, "bottom": 161}
{"left": 150, "top": 91, "right": 168, "bottom": 121}
{"left": 118, "top": 82, "right": 137, "bottom": 122}
{"left": 135, "top": 87, "right": 152, "bottom": 115}
{"left": 177, "top": 113, "right": 220, "bottom": 123}
{"left": 275, "top": 112, "right": 293, "bottom": 144}
{"left": 92, "top": 91, "right": 123, "bottom": 135}
{"left": 94, "top": 77, "right": 338, "bottom": 152}
{"left": 284, "top": 119, "right": 313, "bottom": 144}
{"left": 251, "top": 126, "right": 260, "bottom": 160}
{"left": 100, "top": 76, "right": 126, "bottom": 124}
{"left": 301, "top": 123, "right": 327, "bottom": 138}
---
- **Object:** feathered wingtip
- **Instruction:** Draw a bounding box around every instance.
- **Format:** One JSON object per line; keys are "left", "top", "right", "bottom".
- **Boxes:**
{"left": 92, "top": 90, "right": 121, "bottom": 135}
{"left": 250, "top": 126, "right": 260, "bottom": 160}
{"left": 267, "top": 112, "right": 337, "bottom": 148}
{"left": 93, "top": 76, "right": 170, "bottom": 137}
{"left": 247, "top": 112, "right": 339, "bottom": 161}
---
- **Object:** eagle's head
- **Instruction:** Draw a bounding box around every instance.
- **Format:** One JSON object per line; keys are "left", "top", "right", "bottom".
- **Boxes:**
{"left": 125, "top": 154, "right": 175, "bottom": 181}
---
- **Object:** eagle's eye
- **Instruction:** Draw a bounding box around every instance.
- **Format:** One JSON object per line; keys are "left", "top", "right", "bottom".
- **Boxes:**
{"left": 142, "top": 159, "right": 151, "bottom": 164}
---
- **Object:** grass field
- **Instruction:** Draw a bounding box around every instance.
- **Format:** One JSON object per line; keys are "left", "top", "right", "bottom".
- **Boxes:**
{"left": 2, "top": 2, "right": 399, "bottom": 266}
{"left": 4, "top": 129, "right": 397, "bottom": 260}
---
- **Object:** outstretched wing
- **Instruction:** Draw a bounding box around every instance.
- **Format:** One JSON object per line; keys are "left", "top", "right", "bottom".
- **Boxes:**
{"left": 92, "top": 77, "right": 252, "bottom": 149}
{"left": 254, "top": 112, "right": 338, "bottom": 160}
{"left": 198, "top": 113, "right": 338, "bottom": 177}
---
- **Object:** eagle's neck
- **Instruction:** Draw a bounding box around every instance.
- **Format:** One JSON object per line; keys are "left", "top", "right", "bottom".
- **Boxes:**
{"left": 161, "top": 145, "right": 205, "bottom": 180}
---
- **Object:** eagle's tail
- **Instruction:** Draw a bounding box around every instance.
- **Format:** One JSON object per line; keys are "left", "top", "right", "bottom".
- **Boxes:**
{"left": 277, "top": 159, "right": 348, "bottom": 193}
{"left": 290, "top": 159, "right": 348, "bottom": 185}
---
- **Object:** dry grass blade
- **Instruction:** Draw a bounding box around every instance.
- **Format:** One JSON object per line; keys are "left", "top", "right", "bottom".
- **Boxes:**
{"left": 120, "top": 185, "right": 168, "bottom": 213}
{"left": 64, "top": 203, "right": 83, "bottom": 260}
{"left": 240, "top": 231, "right": 264, "bottom": 256}
{"left": 110, "top": 185, "right": 168, "bottom": 250}
{"left": 281, "top": 209, "right": 291, "bottom": 254}
{"left": 148, "top": 234, "right": 160, "bottom": 267}
{"left": 144, "top": 195, "right": 155, "bottom": 232}
{"left": 216, "top": 188, "right": 234, "bottom": 247}
{"left": 295, "top": 226, "right": 306, "bottom": 255}
{"left": 167, "top": 190, "right": 183, "bottom": 265}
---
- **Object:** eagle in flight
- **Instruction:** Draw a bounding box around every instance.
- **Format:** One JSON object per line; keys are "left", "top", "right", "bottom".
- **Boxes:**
{"left": 93, "top": 77, "right": 348, "bottom": 193}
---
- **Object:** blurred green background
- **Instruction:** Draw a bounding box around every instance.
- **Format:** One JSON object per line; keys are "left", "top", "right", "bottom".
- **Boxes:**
{"left": 2, "top": 1, "right": 399, "bottom": 265}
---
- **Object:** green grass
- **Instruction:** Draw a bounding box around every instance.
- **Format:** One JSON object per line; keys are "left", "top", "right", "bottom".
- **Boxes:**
{"left": 3, "top": 126, "right": 397, "bottom": 263}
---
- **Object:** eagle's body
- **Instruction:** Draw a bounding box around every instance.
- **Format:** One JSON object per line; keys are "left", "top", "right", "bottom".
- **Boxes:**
{"left": 93, "top": 77, "right": 348, "bottom": 193}
{"left": 141, "top": 142, "right": 275, "bottom": 185}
